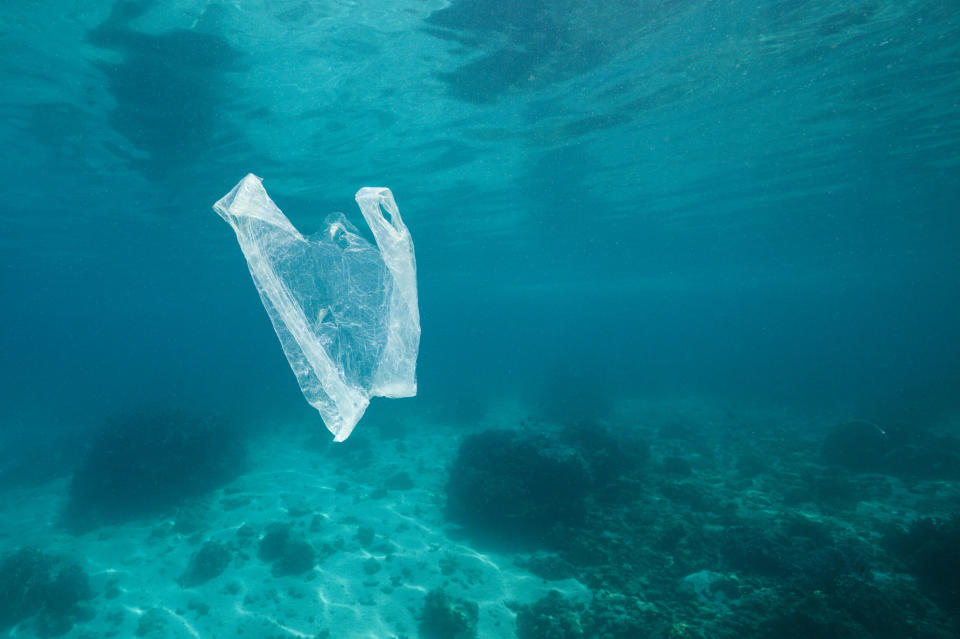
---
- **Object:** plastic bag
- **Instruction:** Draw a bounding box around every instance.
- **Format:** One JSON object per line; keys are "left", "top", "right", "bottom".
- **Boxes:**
{"left": 214, "top": 174, "right": 419, "bottom": 441}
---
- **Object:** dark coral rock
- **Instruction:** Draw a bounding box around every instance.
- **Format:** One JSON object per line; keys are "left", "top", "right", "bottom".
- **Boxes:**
{"left": 180, "top": 541, "right": 232, "bottom": 587}
{"left": 258, "top": 523, "right": 316, "bottom": 577}
{"left": 722, "top": 523, "right": 871, "bottom": 589}
{"left": 516, "top": 590, "right": 584, "bottom": 639}
{"left": 747, "top": 574, "right": 949, "bottom": 639}
{"left": 362, "top": 558, "right": 381, "bottom": 575}
{"left": 356, "top": 525, "right": 375, "bottom": 547}
{"left": 821, "top": 420, "right": 960, "bottom": 480}
{"left": 786, "top": 542, "right": 872, "bottom": 593}
{"left": 0, "top": 548, "right": 52, "bottom": 630}
{"left": 63, "top": 411, "right": 246, "bottom": 530}
{"left": 582, "top": 591, "right": 664, "bottom": 639}
{"left": 805, "top": 470, "right": 893, "bottom": 509}
{"left": 272, "top": 539, "right": 316, "bottom": 577}
{"left": 44, "top": 563, "right": 93, "bottom": 616}
{"left": 830, "top": 577, "right": 927, "bottom": 639}
{"left": 446, "top": 430, "right": 591, "bottom": 543}
{"left": 720, "top": 526, "right": 792, "bottom": 578}
{"left": 0, "top": 548, "right": 94, "bottom": 637}
{"left": 885, "top": 515, "right": 960, "bottom": 603}
{"left": 259, "top": 523, "right": 293, "bottom": 562}
{"left": 881, "top": 426, "right": 960, "bottom": 480}
{"left": 33, "top": 614, "right": 74, "bottom": 638}
{"left": 419, "top": 588, "right": 478, "bottom": 639}
{"left": 755, "top": 595, "right": 860, "bottom": 639}
{"left": 561, "top": 420, "right": 649, "bottom": 497}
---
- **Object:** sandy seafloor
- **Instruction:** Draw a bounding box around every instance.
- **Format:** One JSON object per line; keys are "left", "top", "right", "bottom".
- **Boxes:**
{"left": 2, "top": 395, "right": 959, "bottom": 638}
{"left": 0, "top": 399, "right": 590, "bottom": 639}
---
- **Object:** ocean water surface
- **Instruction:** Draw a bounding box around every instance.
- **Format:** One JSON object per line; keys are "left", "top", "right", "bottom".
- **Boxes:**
{"left": 1, "top": 1, "right": 959, "bottom": 637}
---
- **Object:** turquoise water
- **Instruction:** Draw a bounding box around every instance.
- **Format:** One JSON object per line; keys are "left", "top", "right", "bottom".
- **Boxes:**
{"left": 1, "top": 2, "right": 959, "bottom": 638}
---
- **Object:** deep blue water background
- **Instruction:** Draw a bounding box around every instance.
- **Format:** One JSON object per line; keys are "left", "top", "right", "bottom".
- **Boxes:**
{"left": 1, "top": 0, "right": 959, "bottom": 447}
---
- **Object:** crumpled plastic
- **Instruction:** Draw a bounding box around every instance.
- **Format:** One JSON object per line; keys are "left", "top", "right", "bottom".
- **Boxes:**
{"left": 214, "top": 174, "right": 419, "bottom": 441}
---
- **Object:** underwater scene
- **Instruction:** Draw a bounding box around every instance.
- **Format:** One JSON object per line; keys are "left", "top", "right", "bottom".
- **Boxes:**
{"left": 2, "top": 1, "right": 960, "bottom": 637}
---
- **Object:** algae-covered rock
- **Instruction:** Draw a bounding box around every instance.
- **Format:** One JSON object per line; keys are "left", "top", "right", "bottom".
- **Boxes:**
{"left": 419, "top": 588, "right": 478, "bottom": 639}
{"left": 272, "top": 539, "right": 316, "bottom": 577}
{"left": 180, "top": 541, "right": 232, "bottom": 587}
{"left": 0, "top": 547, "right": 94, "bottom": 637}
{"left": 885, "top": 514, "right": 960, "bottom": 603}
{"left": 516, "top": 590, "right": 585, "bottom": 639}
{"left": 582, "top": 591, "right": 664, "bottom": 639}
{"left": 258, "top": 523, "right": 293, "bottom": 562}
{"left": 446, "top": 430, "right": 591, "bottom": 542}
{"left": 821, "top": 420, "right": 960, "bottom": 480}
{"left": 64, "top": 411, "right": 246, "bottom": 530}
{"left": 258, "top": 522, "right": 317, "bottom": 577}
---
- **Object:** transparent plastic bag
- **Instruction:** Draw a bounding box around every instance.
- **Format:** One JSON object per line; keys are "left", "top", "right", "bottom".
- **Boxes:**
{"left": 214, "top": 174, "right": 419, "bottom": 441}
